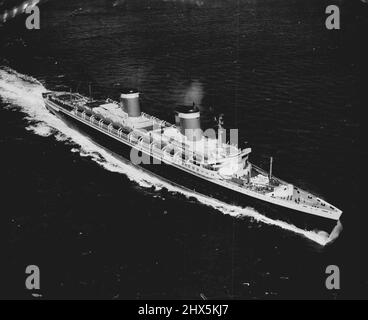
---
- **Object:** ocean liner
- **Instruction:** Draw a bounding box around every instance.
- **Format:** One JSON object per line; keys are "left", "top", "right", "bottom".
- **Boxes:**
{"left": 42, "top": 88, "right": 342, "bottom": 233}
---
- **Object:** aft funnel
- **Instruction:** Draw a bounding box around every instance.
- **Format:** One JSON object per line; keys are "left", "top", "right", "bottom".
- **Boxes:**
{"left": 176, "top": 104, "right": 202, "bottom": 141}
{"left": 120, "top": 88, "right": 141, "bottom": 117}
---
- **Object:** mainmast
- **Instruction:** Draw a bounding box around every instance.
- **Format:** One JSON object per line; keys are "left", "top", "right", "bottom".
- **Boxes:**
{"left": 269, "top": 156, "right": 273, "bottom": 181}
{"left": 216, "top": 114, "right": 225, "bottom": 145}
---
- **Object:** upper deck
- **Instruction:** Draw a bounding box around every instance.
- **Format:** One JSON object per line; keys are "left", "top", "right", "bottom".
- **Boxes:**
{"left": 49, "top": 92, "right": 246, "bottom": 164}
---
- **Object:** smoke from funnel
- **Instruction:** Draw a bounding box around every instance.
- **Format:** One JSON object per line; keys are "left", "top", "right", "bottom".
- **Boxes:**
{"left": 183, "top": 81, "right": 203, "bottom": 106}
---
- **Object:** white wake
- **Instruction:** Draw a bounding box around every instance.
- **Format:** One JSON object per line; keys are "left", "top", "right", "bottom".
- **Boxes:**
{"left": 0, "top": 67, "right": 337, "bottom": 246}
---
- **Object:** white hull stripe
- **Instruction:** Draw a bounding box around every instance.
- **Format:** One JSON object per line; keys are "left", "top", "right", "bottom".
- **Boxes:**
{"left": 120, "top": 93, "right": 139, "bottom": 99}
{"left": 178, "top": 112, "right": 200, "bottom": 119}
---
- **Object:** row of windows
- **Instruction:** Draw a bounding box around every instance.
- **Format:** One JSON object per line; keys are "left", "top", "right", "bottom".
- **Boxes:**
{"left": 181, "top": 163, "right": 216, "bottom": 177}
{"left": 74, "top": 110, "right": 217, "bottom": 177}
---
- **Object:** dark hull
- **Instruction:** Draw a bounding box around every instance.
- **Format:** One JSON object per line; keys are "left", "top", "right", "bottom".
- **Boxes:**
{"left": 46, "top": 104, "right": 338, "bottom": 234}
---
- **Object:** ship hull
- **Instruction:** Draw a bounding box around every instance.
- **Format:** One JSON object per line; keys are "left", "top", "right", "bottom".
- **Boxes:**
{"left": 45, "top": 102, "right": 339, "bottom": 234}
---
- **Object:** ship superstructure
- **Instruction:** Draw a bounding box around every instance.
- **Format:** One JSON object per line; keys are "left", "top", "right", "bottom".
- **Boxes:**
{"left": 42, "top": 88, "right": 342, "bottom": 231}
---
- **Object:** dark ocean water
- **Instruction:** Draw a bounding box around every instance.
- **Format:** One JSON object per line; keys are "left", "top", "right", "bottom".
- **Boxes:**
{"left": 1, "top": 0, "right": 367, "bottom": 299}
